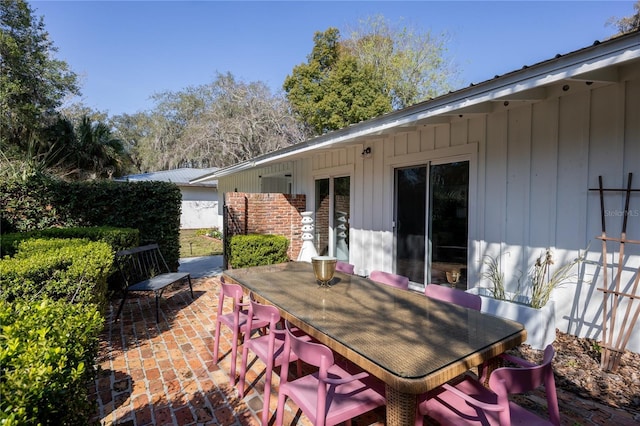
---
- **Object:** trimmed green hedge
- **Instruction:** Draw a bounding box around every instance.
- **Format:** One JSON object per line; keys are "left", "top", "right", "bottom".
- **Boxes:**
{"left": 0, "top": 238, "right": 113, "bottom": 313}
{"left": 229, "top": 234, "right": 289, "bottom": 268}
{"left": 1, "top": 175, "right": 181, "bottom": 269}
{"left": 0, "top": 226, "right": 139, "bottom": 258}
{"left": 0, "top": 298, "right": 103, "bottom": 425}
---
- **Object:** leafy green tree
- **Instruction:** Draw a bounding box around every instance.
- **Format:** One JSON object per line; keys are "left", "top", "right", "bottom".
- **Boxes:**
{"left": 284, "top": 17, "right": 457, "bottom": 135}
{"left": 309, "top": 54, "right": 390, "bottom": 133}
{"left": 0, "top": 0, "right": 79, "bottom": 151}
{"left": 284, "top": 28, "right": 392, "bottom": 135}
{"left": 343, "top": 15, "right": 457, "bottom": 109}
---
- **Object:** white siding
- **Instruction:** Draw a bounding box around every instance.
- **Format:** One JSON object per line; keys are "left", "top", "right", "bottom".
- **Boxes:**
{"left": 217, "top": 162, "right": 294, "bottom": 215}
{"left": 179, "top": 187, "right": 220, "bottom": 230}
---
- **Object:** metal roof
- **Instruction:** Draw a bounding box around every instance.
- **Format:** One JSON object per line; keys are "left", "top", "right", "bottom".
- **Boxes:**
{"left": 191, "top": 30, "right": 640, "bottom": 184}
{"left": 118, "top": 167, "right": 218, "bottom": 187}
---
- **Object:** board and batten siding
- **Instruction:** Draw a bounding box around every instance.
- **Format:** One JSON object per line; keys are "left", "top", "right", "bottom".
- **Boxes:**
{"left": 218, "top": 66, "right": 640, "bottom": 352}
{"left": 217, "top": 162, "right": 294, "bottom": 213}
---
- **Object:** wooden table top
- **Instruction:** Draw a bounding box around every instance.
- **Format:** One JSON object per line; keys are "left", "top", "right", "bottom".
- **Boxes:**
{"left": 223, "top": 261, "right": 526, "bottom": 394}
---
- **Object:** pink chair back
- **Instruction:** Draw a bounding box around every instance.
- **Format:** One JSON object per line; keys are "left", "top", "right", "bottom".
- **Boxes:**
{"left": 424, "top": 284, "right": 481, "bottom": 311}
{"left": 420, "top": 344, "right": 560, "bottom": 426}
{"left": 239, "top": 299, "right": 307, "bottom": 425}
{"left": 217, "top": 277, "right": 243, "bottom": 317}
{"left": 489, "top": 345, "right": 560, "bottom": 425}
{"left": 369, "top": 270, "right": 409, "bottom": 290}
{"left": 246, "top": 298, "right": 280, "bottom": 328}
{"left": 284, "top": 321, "right": 334, "bottom": 369}
{"left": 276, "top": 321, "right": 386, "bottom": 426}
{"left": 336, "top": 261, "right": 355, "bottom": 274}
{"left": 213, "top": 277, "right": 247, "bottom": 384}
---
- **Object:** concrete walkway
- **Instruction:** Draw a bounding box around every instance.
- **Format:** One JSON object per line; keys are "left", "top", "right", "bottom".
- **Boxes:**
{"left": 178, "top": 255, "right": 224, "bottom": 279}
{"left": 89, "top": 266, "right": 640, "bottom": 425}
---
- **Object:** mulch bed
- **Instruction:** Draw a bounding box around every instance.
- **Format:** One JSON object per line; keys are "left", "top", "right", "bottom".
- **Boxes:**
{"left": 508, "top": 330, "right": 640, "bottom": 414}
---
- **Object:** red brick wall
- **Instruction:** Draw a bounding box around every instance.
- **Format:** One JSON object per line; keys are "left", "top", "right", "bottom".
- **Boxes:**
{"left": 224, "top": 192, "right": 306, "bottom": 260}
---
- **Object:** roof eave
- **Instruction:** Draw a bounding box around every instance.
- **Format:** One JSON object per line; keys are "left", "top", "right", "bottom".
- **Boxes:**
{"left": 193, "top": 31, "right": 640, "bottom": 182}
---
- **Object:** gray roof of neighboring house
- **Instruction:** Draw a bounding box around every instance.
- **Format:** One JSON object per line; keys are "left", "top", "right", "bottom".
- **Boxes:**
{"left": 191, "top": 30, "right": 640, "bottom": 183}
{"left": 118, "top": 168, "right": 218, "bottom": 187}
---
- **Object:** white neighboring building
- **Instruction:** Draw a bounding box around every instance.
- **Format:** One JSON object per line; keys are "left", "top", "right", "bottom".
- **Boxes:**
{"left": 119, "top": 168, "right": 220, "bottom": 230}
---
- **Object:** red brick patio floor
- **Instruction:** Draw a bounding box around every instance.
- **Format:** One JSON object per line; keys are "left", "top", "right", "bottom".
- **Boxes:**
{"left": 90, "top": 276, "right": 640, "bottom": 426}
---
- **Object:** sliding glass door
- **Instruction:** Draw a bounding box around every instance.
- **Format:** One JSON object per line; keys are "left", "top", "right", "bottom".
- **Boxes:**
{"left": 395, "top": 161, "right": 469, "bottom": 288}
{"left": 395, "top": 167, "right": 427, "bottom": 283}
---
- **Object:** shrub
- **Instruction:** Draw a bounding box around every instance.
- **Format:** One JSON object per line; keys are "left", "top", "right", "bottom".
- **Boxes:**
{"left": 0, "top": 226, "right": 139, "bottom": 257}
{"left": 229, "top": 234, "right": 289, "bottom": 268}
{"left": 1, "top": 175, "right": 181, "bottom": 269}
{"left": 0, "top": 238, "right": 113, "bottom": 313}
{"left": 0, "top": 298, "right": 104, "bottom": 425}
{"left": 195, "top": 227, "right": 223, "bottom": 239}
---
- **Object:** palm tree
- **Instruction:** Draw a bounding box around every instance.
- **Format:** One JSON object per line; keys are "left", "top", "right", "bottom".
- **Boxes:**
{"left": 74, "top": 115, "right": 126, "bottom": 179}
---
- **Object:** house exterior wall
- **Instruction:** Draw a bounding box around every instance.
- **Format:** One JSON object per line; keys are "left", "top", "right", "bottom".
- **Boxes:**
{"left": 218, "top": 62, "right": 640, "bottom": 353}
{"left": 179, "top": 186, "right": 221, "bottom": 230}
{"left": 218, "top": 162, "right": 293, "bottom": 194}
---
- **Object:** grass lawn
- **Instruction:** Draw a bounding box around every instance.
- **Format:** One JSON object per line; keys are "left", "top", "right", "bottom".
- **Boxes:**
{"left": 179, "top": 229, "right": 224, "bottom": 258}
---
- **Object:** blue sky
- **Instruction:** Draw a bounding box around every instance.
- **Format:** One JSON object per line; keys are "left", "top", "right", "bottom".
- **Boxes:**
{"left": 31, "top": 1, "right": 635, "bottom": 117}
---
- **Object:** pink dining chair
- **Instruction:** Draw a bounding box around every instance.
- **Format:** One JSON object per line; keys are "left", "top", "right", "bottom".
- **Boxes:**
{"left": 417, "top": 344, "right": 560, "bottom": 426}
{"left": 424, "top": 283, "right": 485, "bottom": 379}
{"left": 238, "top": 298, "right": 304, "bottom": 426}
{"left": 275, "top": 321, "right": 386, "bottom": 426}
{"left": 212, "top": 277, "right": 269, "bottom": 385}
{"left": 424, "top": 283, "right": 482, "bottom": 311}
{"left": 369, "top": 270, "right": 409, "bottom": 290}
{"left": 336, "top": 260, "right": 355, "bottom": 274}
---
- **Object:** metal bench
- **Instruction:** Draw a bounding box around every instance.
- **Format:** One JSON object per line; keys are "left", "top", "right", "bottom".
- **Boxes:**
{"left": 114, "top": 243, "right": 193, "bottom": 322}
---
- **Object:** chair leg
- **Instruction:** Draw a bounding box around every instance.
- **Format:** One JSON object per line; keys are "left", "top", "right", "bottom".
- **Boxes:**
{"left": 261, "top": 356, "right": 276, "bottom": 426}
{"left": 155, "top": 292, "right": 160, "bottom": 323}
{"left": 229, "top": 325, "right": 241, "bottom": 385}
{"left": 275, "top": 392, "right": 287, "bottom": 426}
{"left": 115, "top": 290, "right": 129, "bottom": 321}
{"left": 213, "top": 320, "right": 221, "bottom": 361}
{"left": 187, "top": 276, "right": 194, "bottom": 298}
{"left": 238, "top": 343, "right": 250, "bottom": 397}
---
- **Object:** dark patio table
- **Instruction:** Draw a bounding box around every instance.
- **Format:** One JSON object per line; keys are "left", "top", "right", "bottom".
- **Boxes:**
{"left": 223, "top": 261, "right": 526, "bottom": 425}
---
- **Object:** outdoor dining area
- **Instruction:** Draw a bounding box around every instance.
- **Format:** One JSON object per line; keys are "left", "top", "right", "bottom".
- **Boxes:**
{"left": 220, "top": 259, "right": 556, "bottom": 426}
{"left": 90, "top": 259, "right": 638, "bottom": 426}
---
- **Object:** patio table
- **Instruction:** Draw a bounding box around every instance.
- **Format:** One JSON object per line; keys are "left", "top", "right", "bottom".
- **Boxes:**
{"left": 223, "top": 261, "right": 526, "bottom": 425}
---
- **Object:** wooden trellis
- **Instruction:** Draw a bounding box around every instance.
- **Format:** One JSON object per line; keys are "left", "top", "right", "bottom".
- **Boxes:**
{"left": 591, "top": 173, "right": 640, "bottom": 372}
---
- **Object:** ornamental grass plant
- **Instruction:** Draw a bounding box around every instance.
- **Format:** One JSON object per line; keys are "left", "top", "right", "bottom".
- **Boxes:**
{"left": 527, "top": 248, "right": 586, "bottom": 309}
{"left": 482, "top": 247, "right": 587, "bottom": 309}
